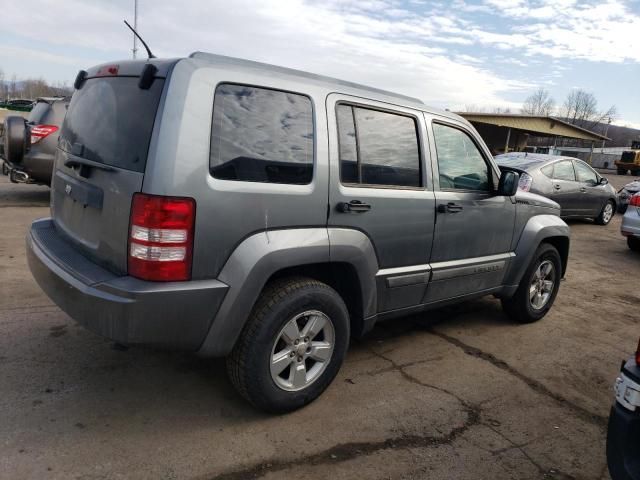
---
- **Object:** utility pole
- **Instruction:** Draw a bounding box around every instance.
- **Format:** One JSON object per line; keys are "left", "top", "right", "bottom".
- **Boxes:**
{"left": 602, "top": 117, "right": 611, "bottom": 150}
{"left": 132, "top": 0, "right": 139, "bottom": 59}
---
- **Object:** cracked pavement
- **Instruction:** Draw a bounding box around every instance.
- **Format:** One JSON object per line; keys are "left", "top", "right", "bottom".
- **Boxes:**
{"left": 1, "top": 173, "right": 637, "bottom": 479}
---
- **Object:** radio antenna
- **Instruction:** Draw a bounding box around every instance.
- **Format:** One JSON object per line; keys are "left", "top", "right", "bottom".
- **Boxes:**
{"left": 124, "top": 19, "right": 156, "bottom": 59}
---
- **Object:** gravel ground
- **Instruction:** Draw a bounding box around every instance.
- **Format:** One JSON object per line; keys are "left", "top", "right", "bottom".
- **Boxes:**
{"left": 0, "top": 172, "right": 637, "bottom": 480}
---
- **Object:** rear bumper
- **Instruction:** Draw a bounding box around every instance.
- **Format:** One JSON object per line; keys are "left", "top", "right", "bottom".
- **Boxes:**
{"left": 621, "top": 210, "right": 640, "bottom": 237}
{"left": 21, "top": 152, "right": 54, "bottom": 184}
{"left": 27, "top": 218, "right": 228, "bottom": 351}
{"left": 607, "top": 363, "right": 640, "bottom": 480}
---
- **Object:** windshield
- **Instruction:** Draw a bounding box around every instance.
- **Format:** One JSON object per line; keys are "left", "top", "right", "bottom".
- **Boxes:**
{"left": 59, "top": 77, "right": 164, "bottom": 173}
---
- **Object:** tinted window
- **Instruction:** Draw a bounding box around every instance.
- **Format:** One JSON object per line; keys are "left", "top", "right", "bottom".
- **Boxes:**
{"left": 210, "top": 84, "right": 313, "bottom": 184}
{"left": 59, "top": 77, "right": 164, "bottom": 173}
{"left": 433, "top": 123, "right": 490, "bottom": 191}
{"left": 27, "top": 102, "right": 51, "bottom": 125}
{"left": 574, "top": 161, "right": 597, "bottom": 184}
{"left": 337, "top": 105, "right": 421, "bottom": 187}
{"left": 553, "top": 161, "right": 575, "bottom": 181}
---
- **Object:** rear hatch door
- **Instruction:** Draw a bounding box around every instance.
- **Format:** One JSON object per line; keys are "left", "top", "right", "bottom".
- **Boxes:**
{"left": 51, "top": 65, "right": 168, "bottom": 274}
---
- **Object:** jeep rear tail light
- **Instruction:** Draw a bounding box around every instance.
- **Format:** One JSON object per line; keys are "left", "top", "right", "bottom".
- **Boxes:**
{"left": 128, "top": 193, "right": 196, "bottom": 281}
{"left": 630, "top": 194, "right": 640, "bottom": 208}
{"left": 30, "top": 125, "right": 58, "bottom": 144}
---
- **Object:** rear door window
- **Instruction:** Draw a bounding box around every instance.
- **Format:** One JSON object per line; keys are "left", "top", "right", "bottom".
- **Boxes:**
{"left": 336, "top": 104, "right": 421, "bottom": 188}
{"left": 59, "top": 77, "right": 165, "bottom": 173}
{"left": 541, "top": 165, "right": 554, "bottom": 178}
{"left": 210, "top": 84, "right": 314, "bottom": 185}
{"left": 553, "top": 161, "right": 576, "bottom": 181}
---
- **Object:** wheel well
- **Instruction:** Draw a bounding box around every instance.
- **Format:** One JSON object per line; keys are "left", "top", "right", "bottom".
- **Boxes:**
{"left": 541, "top": 236, "right": 569, "bottom": 276}
{"left": 267, "top": 263, "right": 366, "bottom": 338}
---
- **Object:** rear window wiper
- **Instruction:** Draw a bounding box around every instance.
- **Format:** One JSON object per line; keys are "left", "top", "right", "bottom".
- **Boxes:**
{"left": 64, "top": 157, "right": 115, "bottom": 177}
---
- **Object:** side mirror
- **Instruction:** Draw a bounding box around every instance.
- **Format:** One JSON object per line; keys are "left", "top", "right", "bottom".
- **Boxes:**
{"left": 599, "top": 177, "right": 609, "bottom": 185}
{"left": 498, "top": 170, "right": 520, "bottom": 196}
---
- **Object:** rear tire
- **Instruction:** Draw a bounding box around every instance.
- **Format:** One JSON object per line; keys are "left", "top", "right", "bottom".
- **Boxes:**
{"left": 226, "top": 276, "right": 350, "bottom": 413}
{"left": 3, "top": 116, "right": 27, "bottom": 165}
{"left": 633, "top": 170, "right": 640, "bottom": 177}
{"left": 502, "top": 243, "right": 562, "bottom": 324}
{"left": 628, "top": 237, "right": 640, "bottom": 252}
{"left": 595, "top": 200, "right": 615, "bottom": 225}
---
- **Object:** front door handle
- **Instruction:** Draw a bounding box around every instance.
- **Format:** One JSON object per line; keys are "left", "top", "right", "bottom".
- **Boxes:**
{"left": 437, "top": 202, "right": 463, "bottom": 214}
{"left": 337, "top": 200, "right": 371, "bottom": 213}
{"left": 554, "top": 184, "right": 561, "bottom": 190}
{"left": 580, "top": 187, "right": 586, "bottom": 193}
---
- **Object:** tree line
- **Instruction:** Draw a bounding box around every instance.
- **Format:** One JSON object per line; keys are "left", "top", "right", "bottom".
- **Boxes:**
{"left": 0, "top": 68, "right": 72, "bottom": 101}
{"left": 521, "top": 88, "right": 617, "bottom": 132}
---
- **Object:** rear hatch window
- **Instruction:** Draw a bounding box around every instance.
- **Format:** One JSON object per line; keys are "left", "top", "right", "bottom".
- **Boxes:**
{"left": 28, "top": 102, "right": 52, "bottom": 124}
{"left": 52, "top": 75, "right": 165, "bottom": 274}
{"left": 59, "top": 77, "right": 164, "bottom": 172}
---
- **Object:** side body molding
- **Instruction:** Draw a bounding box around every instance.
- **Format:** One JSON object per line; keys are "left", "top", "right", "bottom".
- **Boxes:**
{"left": 502, "top": 214, "right": 570, "bottom": 289}
{"left": 197, "top": 227, "right": 379, "bottom": 357}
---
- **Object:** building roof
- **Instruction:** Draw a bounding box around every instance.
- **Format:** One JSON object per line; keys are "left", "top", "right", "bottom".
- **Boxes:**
{"left": 458, "top": 112, "right": 610, "bottom": 142}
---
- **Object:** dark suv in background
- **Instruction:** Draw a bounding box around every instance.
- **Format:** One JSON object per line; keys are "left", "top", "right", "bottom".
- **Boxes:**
{"left": 1, "top": 96, "right": 69, "bottom": 185}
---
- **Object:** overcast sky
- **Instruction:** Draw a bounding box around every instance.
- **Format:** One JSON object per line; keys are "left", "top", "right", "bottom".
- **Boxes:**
{"left": 2, "top": 0, "right": 639, "bottom": 127}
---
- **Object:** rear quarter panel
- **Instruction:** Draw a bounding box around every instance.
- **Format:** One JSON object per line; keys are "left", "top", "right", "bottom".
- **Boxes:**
{"left": 142, "top": 59, "right": 331, "bottom": 280}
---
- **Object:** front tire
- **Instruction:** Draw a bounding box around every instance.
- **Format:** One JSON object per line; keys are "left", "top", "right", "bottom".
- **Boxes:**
{"left": 502, "top": 243, "right": 562, "bottom": 324}
{"left": 595, "top": 200, "right": 615, "bottom": 225}
{"left": 628, "top": 236, "right": 640, "bottom": 252}
{"left": 226, "top": 277, "right": 350, "bottom": 413}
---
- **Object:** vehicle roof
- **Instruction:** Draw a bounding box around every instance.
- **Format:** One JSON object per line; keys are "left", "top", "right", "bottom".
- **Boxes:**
{"left": 495, "top": 152, "right": 579, "bottom": 170}
{"left": 188, "top": 52, "right": 463, "bottom": 122}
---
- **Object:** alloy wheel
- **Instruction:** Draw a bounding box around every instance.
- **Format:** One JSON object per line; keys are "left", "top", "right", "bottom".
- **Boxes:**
{"left": 529, "top": 260, "right": 555, "bottom": 310}
{"left": 270, "top": 310, "right": 335, "bottom": 392}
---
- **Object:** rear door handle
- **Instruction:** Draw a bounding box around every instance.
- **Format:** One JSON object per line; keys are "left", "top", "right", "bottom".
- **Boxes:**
{"left": 580, "top": 187, "right": 586, "bottom": 193}
{"left": 554, "top": 184, "right": 561, "bottom": 190}
{"left": 337, "top": 200, "right": 371, "bottom": 213}
{"left": 437, "top": 202, "right": 463, "bottom": 214}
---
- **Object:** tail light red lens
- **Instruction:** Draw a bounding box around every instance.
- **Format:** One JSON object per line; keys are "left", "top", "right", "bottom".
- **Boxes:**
{"left": 128, "top": 193, "right": 196, "bottom": 281}
{"left": 630, "top": 194, "right": 640, "bottom": 207}
{"left": 30, "top": 125, "right": 58, "bottom": 144}
{"left": 518, "top": 172, "right": 533, "bottom": 192}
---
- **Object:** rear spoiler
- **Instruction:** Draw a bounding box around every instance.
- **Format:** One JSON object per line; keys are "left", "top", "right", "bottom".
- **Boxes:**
{"left": 74, "top": 58, "right": 179, "bottom": 90}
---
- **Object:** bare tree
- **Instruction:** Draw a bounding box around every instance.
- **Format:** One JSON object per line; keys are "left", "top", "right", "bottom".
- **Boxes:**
{"left": 521, "top": 88, "right": 555, "bottom": 116}
{"left": 9, "top": 74, "right": 17, "bottom": 99}
{"left": 463, "top": 104, "right": 486, "bottom": 113}
{"left": 560, "top": 89, "right": 617, "bottom": 129}
{"left": 0, "top": 68, "right": 6, "bottom": 100}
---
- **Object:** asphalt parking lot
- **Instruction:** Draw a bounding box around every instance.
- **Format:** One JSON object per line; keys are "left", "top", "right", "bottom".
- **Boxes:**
{"left": 0, "top": 173, "right": 637, "bottom": 480}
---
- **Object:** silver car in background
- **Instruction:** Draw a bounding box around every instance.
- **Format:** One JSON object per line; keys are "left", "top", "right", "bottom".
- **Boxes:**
{"left": 496, "top": 153, "right": 618, "bottom": 225}
{"left": 617, "top": 179, "right": 640, "bottom": 214}
{"left": 622, "top": 193, "right": 640, "bottom": 252}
